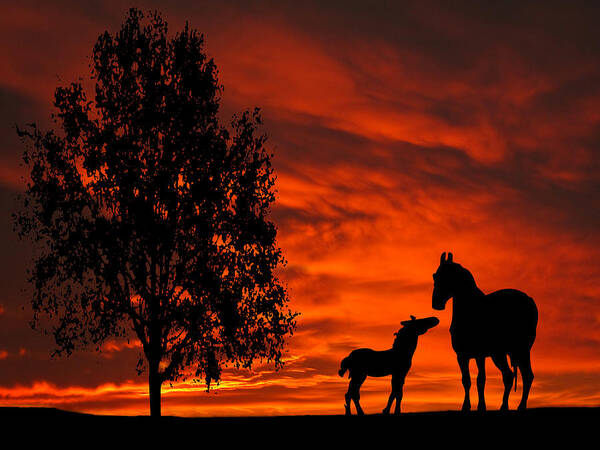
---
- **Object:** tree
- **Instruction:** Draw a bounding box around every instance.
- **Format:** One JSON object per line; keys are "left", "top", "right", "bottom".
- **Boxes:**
{"left": 14, "top": 9, "right": 297, "bottom": 417}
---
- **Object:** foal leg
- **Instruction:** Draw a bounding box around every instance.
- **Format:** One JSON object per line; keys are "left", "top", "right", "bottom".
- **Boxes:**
{"left": 382, "top": 375, "right": 404, "bottom": 415}
{"left": 475, "top": 357, "right": 486, "bottom": 412}
{"left": 344, "top": 384, "right": 352, "bottom": 416}
{"left": 491, "top": 353, "right": 513, "bottom": 411}
{"left": 350, "top": 373, "right": 367, "bottom": 415}
{"left": 517, "top": 351, "right": 534, "bottom": 411}
{"left": 393, "top": 376, "right": 405, "bottom": 415}
{"left": 344, "top": 370, "right": 359, "bottom": 415}
{"left": 382, "top": 385, "right": 395, "bottom": 415}
{"left": 458, "top": 355, "right": 471, "bottom": 411}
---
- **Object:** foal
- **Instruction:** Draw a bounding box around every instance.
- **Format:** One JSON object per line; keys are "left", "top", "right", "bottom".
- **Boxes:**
{"left": 339, "top": 316, "right": 439, "bottom": 415}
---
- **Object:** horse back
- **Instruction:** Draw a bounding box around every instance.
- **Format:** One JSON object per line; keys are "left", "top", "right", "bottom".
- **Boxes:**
{"left": 487, "top": 289, "right": 538, "bottom": 330}
{"left": 451, "top": 289, "right": 537, "bottom": 356}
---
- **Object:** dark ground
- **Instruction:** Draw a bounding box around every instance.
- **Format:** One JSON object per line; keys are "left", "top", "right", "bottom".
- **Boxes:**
{"left": 1, "top": 406, "right": 597, "bottom": 447}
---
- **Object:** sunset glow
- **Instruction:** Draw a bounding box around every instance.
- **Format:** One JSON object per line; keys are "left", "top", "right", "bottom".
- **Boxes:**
{"left": 0, "top": 1, "right": 599, "bottom": 416}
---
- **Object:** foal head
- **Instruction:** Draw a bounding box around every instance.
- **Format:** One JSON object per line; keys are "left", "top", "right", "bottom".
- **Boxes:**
{"left": 432, "top": 252, "right": 476, "bottom": 310}
{"left": 393, "top": 316, "right": 440, "bottom": 348}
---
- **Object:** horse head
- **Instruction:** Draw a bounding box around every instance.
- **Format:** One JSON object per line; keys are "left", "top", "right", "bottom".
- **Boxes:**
{"left": 432, "top": 252, "right": 479, "bottom": 310}
{"left": 432, "top": 251, "right": 458, "bottom": 310}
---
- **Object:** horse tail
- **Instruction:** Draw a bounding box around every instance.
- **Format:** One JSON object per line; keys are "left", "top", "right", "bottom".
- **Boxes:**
{"left": 339, "top": 356, "right": 351, "bottom": 377}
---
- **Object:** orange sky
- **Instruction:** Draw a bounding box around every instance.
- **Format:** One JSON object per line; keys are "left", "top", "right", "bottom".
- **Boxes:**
{"left": 0, "top": 1, "right": 599, "bottom": 416}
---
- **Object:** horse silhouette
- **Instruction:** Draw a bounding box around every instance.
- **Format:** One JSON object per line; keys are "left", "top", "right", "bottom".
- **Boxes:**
{"left": 432, "top": 252, "right": 538, "bottom": 411}
{"left": 339, "top": 316, "right": 439, "bottom": 415}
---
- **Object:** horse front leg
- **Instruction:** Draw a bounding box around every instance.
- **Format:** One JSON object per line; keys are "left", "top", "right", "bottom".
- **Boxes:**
{"left": 458, "top": 355, "right": 471, "bottom": 411}
{"left": 475, "top": 357, "right": 486, "bottom": 411}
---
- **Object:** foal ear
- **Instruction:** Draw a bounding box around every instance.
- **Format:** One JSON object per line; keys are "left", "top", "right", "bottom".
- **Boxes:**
{"left": 440, "top": 252, "right": 446, "bottom": 264}
{"left": 448, "top": 252, "right": 453, "bottom": 262}
{"left": 410, "top": 315, "right": 416, "bottom": 320}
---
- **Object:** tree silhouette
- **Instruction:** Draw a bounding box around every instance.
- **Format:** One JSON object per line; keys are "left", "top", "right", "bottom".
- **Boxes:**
{"left": 14, "top": 9, "right": 297, "bottom": 417}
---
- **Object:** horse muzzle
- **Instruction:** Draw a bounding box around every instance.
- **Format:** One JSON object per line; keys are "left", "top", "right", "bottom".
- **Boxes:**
{"left": 432, "top": 290, "right": 451, "bottom": 310}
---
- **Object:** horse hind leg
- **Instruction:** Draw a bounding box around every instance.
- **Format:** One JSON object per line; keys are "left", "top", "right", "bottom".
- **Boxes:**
{"left": 491, "top": 353, "right": 513, "bottom": 411}
{"left": 475, "top": 357, "right": 486, "bottom": 412}
{"left": 516, "top": 351, "right": 534, "bottom": 411}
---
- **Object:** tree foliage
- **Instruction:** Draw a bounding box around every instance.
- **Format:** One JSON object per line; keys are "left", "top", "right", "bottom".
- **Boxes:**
{"left": 15, "top": 9, "right": 297, "bottom": 416}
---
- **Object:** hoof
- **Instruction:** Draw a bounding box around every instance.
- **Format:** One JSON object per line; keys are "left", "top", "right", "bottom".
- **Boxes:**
{"left": 345, "top": 404, "right": 351, "bottom": 416}
{"left": 477, "top": 403, "right": 486, "bottom": 412}
{"left": 461, "top": 403, "right": 471, "bottom": 412}
{"left": 382, "top": 408, "right": 390, "bottom": 415}
{"left": 500, "top": 404, "right": 509, "bottom": 412}
{"left": 517, "top": 404, "right": 527, "bottom": 411}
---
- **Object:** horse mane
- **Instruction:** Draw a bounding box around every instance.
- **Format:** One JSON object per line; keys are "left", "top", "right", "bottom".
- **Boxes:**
{"left": 452, "top": 262, "right": 485, "bottom": 298}
{"left": 456, "top": 263, "right": 476, "bottom": 284}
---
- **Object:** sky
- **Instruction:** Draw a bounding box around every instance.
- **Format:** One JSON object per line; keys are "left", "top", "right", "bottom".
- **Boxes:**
{"left": 0, "top": 0, "right": 599, "bottom": 416}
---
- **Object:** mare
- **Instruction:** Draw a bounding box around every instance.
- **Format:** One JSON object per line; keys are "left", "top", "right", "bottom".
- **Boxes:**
{"left": 432, "top": 252, "right": 538, "bottom": 411}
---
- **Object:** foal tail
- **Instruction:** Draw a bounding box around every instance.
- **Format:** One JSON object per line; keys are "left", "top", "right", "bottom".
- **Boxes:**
{"left": 339, "top": 356, "right": 351, "bottom": 377}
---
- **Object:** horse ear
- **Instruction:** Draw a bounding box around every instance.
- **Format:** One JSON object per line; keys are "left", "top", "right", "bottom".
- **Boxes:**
{"left": 410, "top": 315, "right": 416, "bottom": 320}
{"left": 448, "top": 252, "right": 453, "bottom": 262}
{"left": 440, "top": 252, "right": 446, "bottom": 264}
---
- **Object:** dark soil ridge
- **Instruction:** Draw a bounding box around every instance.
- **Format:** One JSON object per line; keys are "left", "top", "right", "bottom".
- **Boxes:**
{"left": 1, "top": 406, "right": 596, "bottom": 446}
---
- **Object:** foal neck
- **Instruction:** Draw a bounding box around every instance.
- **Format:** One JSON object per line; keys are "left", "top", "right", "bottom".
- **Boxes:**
{"left": 393, "top": 330, "right": 418, "bottom": 353}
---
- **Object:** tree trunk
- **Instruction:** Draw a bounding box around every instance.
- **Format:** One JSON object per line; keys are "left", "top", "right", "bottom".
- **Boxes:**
{"left": 149, "top": 359, "right": 162, "bottom": 417}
